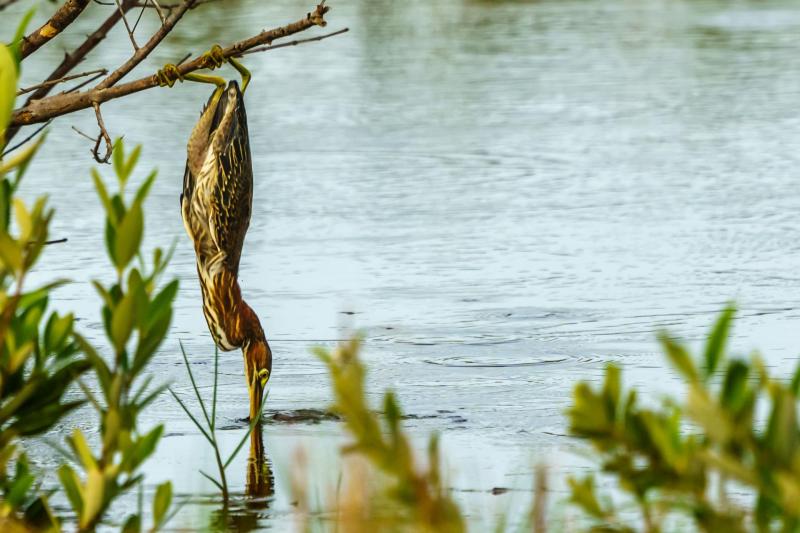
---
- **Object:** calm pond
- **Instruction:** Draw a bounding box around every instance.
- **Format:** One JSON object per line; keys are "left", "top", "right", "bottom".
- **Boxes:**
{"left": 5, "top": 0, "right": 800, "bottom": 529}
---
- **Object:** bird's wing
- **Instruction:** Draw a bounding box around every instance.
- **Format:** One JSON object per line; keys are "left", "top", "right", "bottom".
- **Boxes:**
{"left": 180, "top": 163, "right": 195, "bottom": 240}
{"left": 209, "top": 96, "right": 253, "bottom": 274}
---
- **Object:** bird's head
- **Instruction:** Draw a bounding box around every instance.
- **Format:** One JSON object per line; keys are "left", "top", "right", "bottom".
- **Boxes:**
{"left": 244, "top": 337, "right": 272, "bottom": 421}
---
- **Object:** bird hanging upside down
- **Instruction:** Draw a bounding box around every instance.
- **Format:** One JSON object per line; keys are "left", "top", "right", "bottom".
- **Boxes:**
{"left": 159, "top": 48, "right": 271, "bottom": 420}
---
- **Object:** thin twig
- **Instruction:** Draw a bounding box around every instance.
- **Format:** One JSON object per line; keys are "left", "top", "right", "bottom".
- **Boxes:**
{"left": 1, "top": 121, "right": 51, "bottom": 157}
{"left": 115, "top": 0, "right": 140, "bottom": 50}
{"left": 96, "top": 0, "right": 199, "bottom": 89}
{"left": 91, "top": 103, "right": 113, "bottom": 164}
{"left": 175, "top": 52, "right": 192, "bottom": 65}
{"left": 71, "top": 126, "right": 97, "bottom": 142}
{"left": 240, "top": 27, "right": 348, "bottom": 56}
{"left": 43, "top": 238, "right": 68, "bottom": 245}
{"left": 12, "top": 3, "right": 333, "bottom": 127}
{"left": 0, "top": 0, "right": 22, "bottom": 11}
{"left": 4, "top": 0, "right": 137, "bottom": 145}
{"left": 16, "top": 69, "right": 108, "bottom": 96}
{"left": 133, "top": 0, "right": 216, "bottom": 9}
{"left": 149, "top": 0, "right": 167, "bottom": 23}
{"left": 63, "top": 71, "right": 107, "bottom": 94}
{"left": 131, "top": 0, "right": 149, "bottom": 34}
{"left": 19, "top": 0, "right": 92, "bottom": 60}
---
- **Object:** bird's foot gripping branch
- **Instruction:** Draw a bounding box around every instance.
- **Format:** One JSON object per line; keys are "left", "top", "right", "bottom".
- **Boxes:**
{"left": 6, "top": 0, "right": 346, "bottom": 162}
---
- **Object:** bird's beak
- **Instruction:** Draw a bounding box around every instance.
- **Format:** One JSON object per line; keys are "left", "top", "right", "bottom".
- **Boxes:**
{"left": 249, "top": 369, "right": 269, "bottom": 422}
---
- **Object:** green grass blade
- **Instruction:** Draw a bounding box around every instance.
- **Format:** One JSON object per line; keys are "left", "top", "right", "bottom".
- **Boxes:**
{"left": 199, "top": 470, "right": 223, "bottom": 492}
{"left": 168, "top": 387, "right": 214, "bottom": 446}
{"left": 211, "top": 346, "right": 218, "bottom": 432}
{"left": 178, "top": 340, "right": 212, "bottom": 430}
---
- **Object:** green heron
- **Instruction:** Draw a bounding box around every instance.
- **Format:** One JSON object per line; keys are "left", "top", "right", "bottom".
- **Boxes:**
{"left": 159, "top": 48, "right": 271, "bottom": 420}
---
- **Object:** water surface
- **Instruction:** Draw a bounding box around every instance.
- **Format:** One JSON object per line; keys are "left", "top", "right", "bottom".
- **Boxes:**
{"left": 5, "top": 0, "right": 800, "bottom": 528}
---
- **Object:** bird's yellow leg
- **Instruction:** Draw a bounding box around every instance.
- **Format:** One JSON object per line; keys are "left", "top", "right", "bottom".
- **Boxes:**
{"left": 200, "top": 44, "right": 251, "bottom": 92}
{"left": 156, "top": 62, "right": 227, "bottom": 107}
{"left": 228, "top": 56, "right": 251, "bottom": 93}
{"left": 157, "top": 44, "right": 226, "bottom": 88}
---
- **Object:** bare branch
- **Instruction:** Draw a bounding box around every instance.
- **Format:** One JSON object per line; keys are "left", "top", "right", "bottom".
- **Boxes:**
{"left": 0, "top": 0, "right": 23, "bottom": 11}
{"left": 19, "top": 0, "right": 92, "bottom": 60}
{"left": 16, "top": 69, "right": 108, "bottom": 96}
{"left": 133, "top": 0, "right": 216, "bottom": 10}
{"left": 115, "top": 0, "right": 140, "bottom": 50}
{"left": 63, "top": 71, "right": 108, "bottom": 93}
{"left": 1, "top": 121, "right": 51, "bottom": 157}
{"left": 4, "top": 0, "right": 136, "bottom": 145}
{"left": 91, "top": 103, "right": 114, "bottom": 163}
{"left": 71, "top": 126, "right": 97, "bottom": 143}
{"left": 131, "top": 0, "right": 150, "bottom": 33}
{"left": 240, "top": 27, "right": 348, "bottom": 56}
{"left": 12, "top": 3, "right": 334, "bottom": 127}
{"left": 96, "top": 0, "right": 199, "bottom": 89}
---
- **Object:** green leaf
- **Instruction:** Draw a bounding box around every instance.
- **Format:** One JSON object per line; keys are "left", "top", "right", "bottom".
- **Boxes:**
{"left": 659, "top": 332, "right": 698, "bottom": 382}
{"left": 0, "top": 132, "right": 47, "bottom": 181}
{"left": 8, "top": 8, "right": 36, "bottom": 66}
{"left": 113, "top": 137, "right": 126, "bottom": 186}
{"left": 13, "top": 399, "right": 85, "bottom": 436}
{"left": 720, "top": 360, "right": 749, "bottom": 413}
{"left": 44, "top": 311, "right": 73, "bottom": 354}
{"left": 114, "top": 204, "right": 143, "bottom": 270}
{"left": 121, "top": 515, "right": 141, "bottom": 533}
{"left": 152, "top": 481, "right": 172, "bottom": 526}
{"left": 704, "top": 305, "right": 735, "bottom": 379}
{"left": 111, "top": 291, "right": 136, "bottom": 353}
{"left": 69, "top": 429, "right": 97, "bottom": 470}
{"left": 57, "top": 464, "right": 84, "bottom": 516}
{"left": 765, "top": 388, "right": 799, "bottom": 464}
{"left": 122, "top": 425, "right": 164, "bottom": 472}
{"left": 125, "top": 145, "right": 142, "bottom": 182}
{"left": 6, "top": 470, "right": 34, "bottom": 508}
{"left": 92, "top": 169, "right": 116, "bottom": 223}
{"left": 74, "top": 333, "right": 112, "bottom": 395}
{"left": 0, "top": 43, "right": 17, "bottom": 146}
{"left": 82, "top": 468, "right": 105, "bottom": 528}
{"left": 568, "top": 475, "right": 607, "bottom": 519}
{"left": 133, "top": 169, "right": 157, "bottom": 207}
{"left": 145, "top": 279, "right": 178, "bottom": 333}
{"left": 0, "top": 230, "right": 22, "bottom": 272}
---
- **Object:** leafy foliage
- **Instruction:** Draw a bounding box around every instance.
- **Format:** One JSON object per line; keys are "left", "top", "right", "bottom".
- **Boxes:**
{"left": 313, "top": 338, "right": 465, "bottom": 533}
{"left": 567, "top": 305, "right": 800, "bottom": 532}
{"left": 0, "top": 54, "right": 86, "bottom": 528}
{"left": 54, "top": 139, "right": 177, "bottom": 531}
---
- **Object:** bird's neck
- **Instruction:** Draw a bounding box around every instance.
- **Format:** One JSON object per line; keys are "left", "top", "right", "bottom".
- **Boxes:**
{"left": 238, "top": 298, "right": 266, "bottom": 346}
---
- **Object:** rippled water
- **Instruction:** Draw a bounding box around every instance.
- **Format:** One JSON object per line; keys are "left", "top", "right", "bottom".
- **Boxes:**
{"left": 5, "top": 0, "right": 800, "bottom": 529}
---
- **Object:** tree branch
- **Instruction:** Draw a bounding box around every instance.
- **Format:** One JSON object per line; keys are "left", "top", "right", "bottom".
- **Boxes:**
{"left": 115, "top": 0, "right": 140, "bottom": 51}
{"left": 132, "top": 0, "right": 217, "bottom": 11}
{"left": 240, "top": 27, "right": 348, "bottom": 57}
{"left": 4, "top": 0, "right": 136, "bottom": 144}
{"left": 16, "top": 69, "right": 108, "bottom": 96}
{"left": 91, "top": 103, "right": 113, "bottom": 163}
{"left": 19, "top": 0, "right": 92, "bottom": 60}
{"left": 0, "top": 0, "right": 22, "bottom": 11}
{"left": 11, "top": 3, "right": 334, "bottom": 128}
{"left": 96, "top": 0, "right": 199, "bottom": 89}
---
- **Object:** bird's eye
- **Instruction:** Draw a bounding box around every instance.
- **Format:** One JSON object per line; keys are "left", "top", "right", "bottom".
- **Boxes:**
{"left": 258, "top": 368, "right": 270, "bottom": 387}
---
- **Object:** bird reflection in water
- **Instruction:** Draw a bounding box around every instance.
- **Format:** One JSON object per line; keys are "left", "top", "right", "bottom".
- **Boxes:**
{"left": 210, "top": 423, "right": 274, "bottom": 532}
